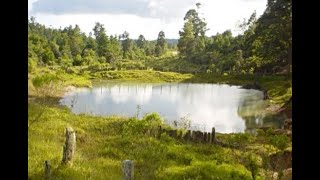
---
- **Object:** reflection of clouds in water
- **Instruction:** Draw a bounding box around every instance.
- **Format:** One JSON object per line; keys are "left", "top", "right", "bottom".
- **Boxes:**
{"left": 109, "top": 85, "right": 153, "bottom": 104}
{"left": 60, "top": 83, "right": 264, "bottom": 133}
{"left": 154, "top": 84, "right": 246, "bottom": 133}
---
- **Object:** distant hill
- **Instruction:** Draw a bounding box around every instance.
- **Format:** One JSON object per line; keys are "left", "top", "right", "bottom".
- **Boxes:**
{"left": 132, "top": 38, "right": 178, "bottom": 48}
{"left": 166, "top": 39, "right": 178, "bottom": 46}
{"left": 140, "top": 39, "right": 178, "bottom": 45}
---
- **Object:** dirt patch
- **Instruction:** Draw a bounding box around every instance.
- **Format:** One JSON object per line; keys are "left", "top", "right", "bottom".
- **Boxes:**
{"left": 268, "top": 150, "right": 292, "bottom": 171}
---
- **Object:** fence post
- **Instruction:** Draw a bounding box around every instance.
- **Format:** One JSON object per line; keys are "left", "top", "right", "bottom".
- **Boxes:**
{"left": 212, "top": 127, "right": 216, "bottom": 143}
{"left": 191, "top": 131, "right": 195, "bottom": 141}
{"left": 62, "top": 127, "right": 76, "bottom": 165}
{"left": 44, "top": 160, "right": 51, "bottom": 179}
{"left": 204, "top": 132, "right": 208, "bottom": 142}
{"left": 122, "top": 160, "right": 134, "bottom": 180}
{"left": 186, "top": 130, "right": 191, "bottom": 141}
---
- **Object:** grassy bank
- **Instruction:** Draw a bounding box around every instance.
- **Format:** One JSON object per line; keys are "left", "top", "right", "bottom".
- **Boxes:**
{"left": 28, "top": 100, "right": 291, "bottom": 179}
{"left": 90, "top": 70, "right": 193, "bottom": 83}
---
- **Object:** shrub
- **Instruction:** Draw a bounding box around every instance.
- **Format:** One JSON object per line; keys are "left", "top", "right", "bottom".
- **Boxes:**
{"left": 32, "top": 74, "right": 60, "bottom": 88}
{"left": 267, "top": 134, "right": 290, "bottom": 151}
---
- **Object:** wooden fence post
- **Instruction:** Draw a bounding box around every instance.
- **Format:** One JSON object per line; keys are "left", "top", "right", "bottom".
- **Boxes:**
{"left": 212, "top": 127, "right": 216, "bottom": 143}
{"left": 44, "top": 160, "right": 51, "bottom": 179}
{"left": 191, "top": 131, "right": 195, "bottom": 141}
{"left": 62, "top": 127, "right": 76, "bottom": 165}
{"left": 122, "top": 160, "right": 134, "bottom": 180}
{"left": 204, "top": 132, "right": 208, "bottom": 142}
{"left": 186, "top": 130, "right": 191, "bottom": 141}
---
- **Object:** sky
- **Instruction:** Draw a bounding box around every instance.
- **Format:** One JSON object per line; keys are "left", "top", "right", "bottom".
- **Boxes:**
{"left": 28, "top": 0, "right": 267, "bottom": 40}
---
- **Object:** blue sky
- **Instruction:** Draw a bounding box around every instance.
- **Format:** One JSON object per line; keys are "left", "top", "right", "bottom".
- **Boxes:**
{"left": 28, "top": 0, "right": 267, "bottom": 40}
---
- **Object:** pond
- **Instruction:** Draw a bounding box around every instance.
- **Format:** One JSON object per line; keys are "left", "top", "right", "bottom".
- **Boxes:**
{"left": 60, "top": 82, "right": 283, "bottom": 133}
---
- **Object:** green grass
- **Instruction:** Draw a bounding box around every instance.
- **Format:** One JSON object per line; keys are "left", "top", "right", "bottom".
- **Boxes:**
{"left": 146, "top": 56, "right": 202, "bottom": 73}
{"left": 28, "top": 100, "right": 291, "bottom": 179}
{"left": 90, "top": 70, "right": 193, "bottom": 83}
{"left": 30, "top": 66, "right": 92, "bottom": 88}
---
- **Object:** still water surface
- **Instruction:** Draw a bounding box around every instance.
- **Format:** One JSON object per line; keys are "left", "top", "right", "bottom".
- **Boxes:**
{"left": 60, "top": 83, "right": 281, "bottom": 133}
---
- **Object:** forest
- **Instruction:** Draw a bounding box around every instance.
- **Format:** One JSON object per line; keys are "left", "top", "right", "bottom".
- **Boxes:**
{"left": 28, "top": 0, "right": 291, "bottom": 76}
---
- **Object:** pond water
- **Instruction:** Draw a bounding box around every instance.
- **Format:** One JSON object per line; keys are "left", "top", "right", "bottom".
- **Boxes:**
{"left": 60, "top": 83, "right": 283, "bottom": 133}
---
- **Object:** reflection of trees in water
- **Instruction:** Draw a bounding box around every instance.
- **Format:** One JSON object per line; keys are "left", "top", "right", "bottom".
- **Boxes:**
{"left": 238, "top": 93, "right": 284, "bottom": 130}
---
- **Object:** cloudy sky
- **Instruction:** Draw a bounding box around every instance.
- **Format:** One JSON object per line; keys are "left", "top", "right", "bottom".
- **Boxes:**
{"left": 28, "top": 0, "right": 267, "bottom": 40}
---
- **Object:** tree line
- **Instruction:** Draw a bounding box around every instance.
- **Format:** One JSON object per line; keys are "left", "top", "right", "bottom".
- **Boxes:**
{"left": 177, "top": 0, "right": 291, "bottom": 75}
{"left": 28, "top": 19, "right": 170, "bottom": 70}
{"left": 29, "top": 0, "right": 291, "bottom": 75}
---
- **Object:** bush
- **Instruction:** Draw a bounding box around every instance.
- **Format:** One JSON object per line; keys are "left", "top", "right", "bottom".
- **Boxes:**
{"left": 28, "top": 58, "right": 37, "bottom": 73}
{"left": 242, "top": 152, "right": 262, "bottom": 180}
{"left": 32, "top": 74, "right": 59, "bottom": 88}
{"left": 142, "top": 112, "right": 163, "bottom": 123}
{"left": 89, "top": 62, "right": 102, "bottom": 72}
{"left": 267, "top": 134, "right": 290, "bottom": 151}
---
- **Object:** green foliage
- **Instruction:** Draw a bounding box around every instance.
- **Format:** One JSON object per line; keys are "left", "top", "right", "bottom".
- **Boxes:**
{"left": 137, "top": 34, "right": 146, "bottom": 49}
{"left": 175, "top": 0, "right": 291, "bottom": 75}
{"left": 267, "top": 134, "right": 290, "bottom": 151}
{"left": 32, "top": 74, "right": 59, "bottom": 88}
{"left": 28, "top": 101, "right": 263, "bottom": 179}
{"left": 28, "top": 18, "right": 177, "bottom": 70}
{"left": 88, "top": 61, "right": 103, "bottom": 72}
{"left": 155, "top": 31, "right": 167, "bottom": 56}
{"left": 91, "top": 70, "right": 193, "bottom": 83}
{"left": 120, "top": 31, "right": 133, "bottom": 59}
{"left": 28, "top": 58, "right": 38, "bottom": 73}
{"left": 28, "top": 0, "right": 291, "bottom": 76}
{"left": 157, "top": 161, "right": 252, "bottom": 179}
{"left": 225, "top": 133, "right": 255, "bottom": 149}
{"left": 242, "top": 152, "right": 262, "bottom": 180}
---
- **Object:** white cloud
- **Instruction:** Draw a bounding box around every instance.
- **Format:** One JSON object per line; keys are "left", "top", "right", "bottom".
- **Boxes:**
{"left": 28, "top": 0, "right": 267, "bottom": 39}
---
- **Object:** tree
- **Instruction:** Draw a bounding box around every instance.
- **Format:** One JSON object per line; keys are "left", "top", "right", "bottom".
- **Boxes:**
{"left": 42, "top": 47, "right": 55, "bottom": 65}
{"left": 106, "top": 35, "right": 122, "bottom": 63}
{"left": 178, "top": 21, "right": 195, "bottom": 56}
{"left": 184, "top": 8, "right": 207, "bottom": 38}
{"left": 82, "top": 49, "right": 97, "bottom": 65}
{"left": 250, "top": 0, "right": 292, "bottom": 74}
{"left": 84, "top": 32, "right": 97, "bottom": 51}
{"left": 178, "top": 4, "right": 207, "bottom": 62}
{"left": 93, "top": 22, "right": 109, "bottom": 58}
{"left": 155, "top": 31, "right": 166, "bottom": 56}
{"left": 137, "top": 35, "right": 146, "bottom": 49}
{"left": 120, "top": 31, "right": 133, "bottom": 59}
{"left": 69, "top": 25, "right": 84, "bottom": 58}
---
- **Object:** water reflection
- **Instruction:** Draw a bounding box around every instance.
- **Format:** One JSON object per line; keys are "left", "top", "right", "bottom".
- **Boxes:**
{"left": 60, "top": 83, "right": 281, "bottom": 133}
